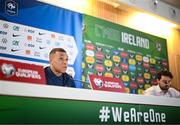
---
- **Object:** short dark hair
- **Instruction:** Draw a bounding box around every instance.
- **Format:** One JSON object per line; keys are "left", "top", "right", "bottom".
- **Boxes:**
{"left": 49, "top": 48, "right": 66, "bottom": 56}
{"left": 157, "top": 70, "right": 173, "bottom": 80}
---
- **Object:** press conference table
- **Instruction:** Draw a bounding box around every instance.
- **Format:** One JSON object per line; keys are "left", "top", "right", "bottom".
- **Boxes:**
{"left": 0, "top": 81, "right": 180, "bottom": 124}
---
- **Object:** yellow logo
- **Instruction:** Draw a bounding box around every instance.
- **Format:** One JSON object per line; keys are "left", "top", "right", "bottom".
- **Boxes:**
{"left": 104, "top": 60, "right": 113, "bottom": 67}
{"left": 129, "top": 59, "right": 136, "bottom": 65}
{"left": 104, "top": 72, "right": 113, "bottom": 77}
{"left": 86, "top": 57, "right": 95, "bottom": 64}
{"left": 112, "top": 55, "right": 120, "bottom": 62}
{"left": 122, "top": 75, "right": 130, "bottom": 82}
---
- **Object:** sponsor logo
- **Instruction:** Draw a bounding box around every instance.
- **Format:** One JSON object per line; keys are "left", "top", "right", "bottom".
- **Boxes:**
{"left": 94, "top": 78, "right": 103, "bottom": 88}
{"left": 96, "top": 52, "right": 104, "bottom": 60}
{"left": 58, "top": 36, "right": 64, "bottom": 40}
{"left": 55, "top": 42, "right": 60, "bottom": 46}
{"left": 129, "top": 65, "right": 136, "bottom": 72}
{"left": 156, "top": 42, "right": 162, "bottom": 51}
{"left": 150, "top": 58, "right": 156, "bottom": 64}
{"left": 162, "top": 60, "right": 168, "bottom": 67}
{"left": 130, "top": 81, "right": 138, "bottom": 89}
{"left": 5, "top": 0, "right": 18, "bottom": 15}
{"left": 137, "top": 77, "right": 144, "bottom": 84}
{"left": 3, "top": 23, "right": 9, "bottom": 29}
{"left": 1, "top": 38, "right": 8, "bottom": 44}
{"left": 0, "top": 31, "right": 7, "bottom": 35}
{"left": 122, "top": 75, "right": 129, "bottom": 82}
{"left": 26, "top": 43, "right": 35, "bottom": 48}
{"left": 11, "top": 49, "right": 19, "bottom": 52}
{"left": 96, "top": 59, "right": 103, "bottom": 64}
{"left": 104, "top": 72, "right": 113, "bottom": 78}
{"left": 25, "top": 50, "right": 31, "bottom": 55}
{"left": 86, "top": 57, "right": 95, "bottom": 64}
{"left": 12, "top": 34, "right": 20, "bottom": 37}
{"left": 150, "top": 68, "right": 156, "bottom": 75}
{"left": 51, "top": 34, "right": 55, "bottom": 38}
{"left": 26, "top": 29, "right": 35, "bottom": 33}
{"left": 27, "top": 35, "right": 32, "bottom": 41}
{"left": 112, "top": 50, "right": 120, "bottom": 55}
{"left": 114, "top": 67, "right": 121, "bottom": 74}
{"left": 1, "top": 63, "right": 15, "bottom": 77}
{"left": 151, "top": 79, "right": 157, "bottom": 85}
{"left": 46, "top": 40, "right": 51, "bottom": 45}
{"left": 86, "top": 43, "right": 94, "bottom": 50}
{"left": 86, "top": 50, "right": 94, "bottom": 57}
{"left": 39, "top": 32, "right": 45, "bottom": 35}
{"left": 121, "top": 52, "right": 128, "bottom": 58}
{"left": 0, "top": 46, "right": 7, "bottom": 50}
{"left": 112, "top": 55, "right": 120, "bottom": 62}
{"left": 12, "top": 40, "right": 19, "bottom": 46}
{"left": 121, "top": 63, "right": 128, "bottom": 70}
{"left": 96, "top": 64, "right": 104, "bottom": 72}
{"left": 104, "top": 60, "right": 113, "bottom": 67}
{"left": 39, "top": 46, "right": 46, "bottom": 49}
{"left": 143, "top": 56, "right": 149, "bottom": 63}
{"left": 13, "top": 25, "right": 20, "bottom": 31}
{"left": 82, "top": 62, "right": 85, "bottom": 69}
{"left": 129, "top": 59, "right": 136, "bottom": 65}
{"left": 34, "top": 52, "right": 41, "bottom": 57}
{"left": 121, "top": 58, "right": 128, "bottom": 64}
{"left": 135, "top": 54, "right": 143, "bottom": 61}
{"left": 36, "top": 38, "right": 42, "bottom": 43}
{"left": 143, "top": 63, "right": 150, "bottom": 69}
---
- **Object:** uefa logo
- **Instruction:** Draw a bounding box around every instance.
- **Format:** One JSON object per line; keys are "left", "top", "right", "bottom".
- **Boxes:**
{"left": 94, "top": 78, "right": 103, "bottom": 88}
{"left": 1, "top": 63, "right": 15, "bottom": 77}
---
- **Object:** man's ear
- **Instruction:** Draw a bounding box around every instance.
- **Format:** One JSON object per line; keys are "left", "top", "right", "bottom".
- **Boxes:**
{"left": 49, "top": 55, "right": 53, "bottom": 63}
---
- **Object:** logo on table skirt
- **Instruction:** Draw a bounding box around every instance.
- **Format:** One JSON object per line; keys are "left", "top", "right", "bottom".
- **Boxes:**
{"left": 94, "top": 78, "right": 103, "bottom": 88}
{"left": 1, "top": 63, "right": 15, "bottom": 77}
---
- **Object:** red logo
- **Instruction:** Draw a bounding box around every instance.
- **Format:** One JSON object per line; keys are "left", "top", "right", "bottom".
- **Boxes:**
{"left": 0, "top": 59, "right": 46, "bottom": 84}
{"left": 89, "top": 74, "right": 125, "bottom": 93}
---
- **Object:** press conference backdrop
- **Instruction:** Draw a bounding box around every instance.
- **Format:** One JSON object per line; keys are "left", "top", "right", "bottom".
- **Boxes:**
{"left": 83, "top": 15, "right": 168, "bottom": 94}
{"left": 0, "top": 0, "right": 168, "bottom": 93}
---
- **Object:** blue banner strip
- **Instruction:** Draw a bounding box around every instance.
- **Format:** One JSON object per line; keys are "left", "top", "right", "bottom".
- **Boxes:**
{"left": 0, "top": 53, "right": 49, "bottom": 64}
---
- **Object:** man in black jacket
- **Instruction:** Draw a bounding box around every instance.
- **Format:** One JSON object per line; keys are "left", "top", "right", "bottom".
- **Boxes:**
{"left": 44, "top": 48, "right": 75, "bottom": 87}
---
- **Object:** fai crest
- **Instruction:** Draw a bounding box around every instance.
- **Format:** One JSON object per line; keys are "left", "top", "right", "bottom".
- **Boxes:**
{"left": 5, "top": 0, "right": 18, "bottom": 16}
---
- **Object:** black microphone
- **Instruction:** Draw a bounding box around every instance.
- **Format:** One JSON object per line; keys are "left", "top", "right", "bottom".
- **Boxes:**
{"left": 69, "top": 76, "right": 91, "bottom": 89}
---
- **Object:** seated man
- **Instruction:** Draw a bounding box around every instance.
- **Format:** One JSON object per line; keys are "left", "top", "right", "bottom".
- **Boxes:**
{"left": 144, "top": 70, "right": 180, "bottom": 98}
{"left": 44, "top": 48, "right": 75, "bottom": 87}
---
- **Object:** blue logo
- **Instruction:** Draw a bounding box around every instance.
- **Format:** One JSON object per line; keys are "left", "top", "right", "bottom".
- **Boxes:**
{"left": 5, "top": 0, "right": 18, "bottom": 16}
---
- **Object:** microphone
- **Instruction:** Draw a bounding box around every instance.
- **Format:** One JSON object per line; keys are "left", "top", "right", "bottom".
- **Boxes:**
{"left": 63, "top": 73, "right": 91, "bottom": 89}
{"left": 69, "top": 76, "right": 91, "bottom": 89}
{"left": 74, "top": 79, "right": 91, "bottom": 89}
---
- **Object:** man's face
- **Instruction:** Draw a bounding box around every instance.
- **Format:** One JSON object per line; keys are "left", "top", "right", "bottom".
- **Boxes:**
{"left": 158, "top": 75, "right": 172, "bottom": 91}
{"left": 50, "top": 51, "right": 68, "bottom": 74}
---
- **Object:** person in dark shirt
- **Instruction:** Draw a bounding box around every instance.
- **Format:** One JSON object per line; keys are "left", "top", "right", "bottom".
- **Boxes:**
{"left": 44, "top": 48, "right": 75, "bottom": 87}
